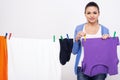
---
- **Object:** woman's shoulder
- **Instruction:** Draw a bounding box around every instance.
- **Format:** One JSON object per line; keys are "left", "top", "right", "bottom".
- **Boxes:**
{"left": 100, "top": 24, "right": 109, "bottom": 30}
{"left": 75, "top": 23, "right": 86, "bottom": 31}
{"left": 99, "top": 24, "right": 109, "bottom": 34}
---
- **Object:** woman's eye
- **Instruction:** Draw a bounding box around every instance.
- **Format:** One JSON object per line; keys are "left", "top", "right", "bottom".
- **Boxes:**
{"left": 93, "top": 12, "right": 97, "bottom": 14}
{"left": 87, "top": 12, "right": 91, "bottom": 14}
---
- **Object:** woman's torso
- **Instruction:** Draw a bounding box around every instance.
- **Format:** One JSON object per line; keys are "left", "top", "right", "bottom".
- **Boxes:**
{"left": 78, "top": 24, "right": 102, "bottom": 66}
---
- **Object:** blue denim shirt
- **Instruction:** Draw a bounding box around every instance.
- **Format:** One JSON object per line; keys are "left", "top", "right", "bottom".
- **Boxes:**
{"left": 72, "top": 23, "right": 109, "bottom": 75}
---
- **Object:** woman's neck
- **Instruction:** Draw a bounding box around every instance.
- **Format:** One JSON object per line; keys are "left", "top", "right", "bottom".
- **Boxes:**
{"left": 85, "top": 22, "right": 100, "bottom": 34}
{"left": 87, "top": 22, "right": 99, "bottom": 27}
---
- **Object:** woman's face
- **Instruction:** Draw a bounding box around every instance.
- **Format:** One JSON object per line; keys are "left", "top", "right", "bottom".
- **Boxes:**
{"left": 85, "top": 6, "right": 99, "bottom": 24}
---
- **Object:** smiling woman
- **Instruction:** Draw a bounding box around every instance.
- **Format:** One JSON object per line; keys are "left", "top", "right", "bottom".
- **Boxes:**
{"left": 72, "top": 1, "right": 110, "bottom": 80}
{"left": 84, "top": 2, "right": 100, "bottom": 24}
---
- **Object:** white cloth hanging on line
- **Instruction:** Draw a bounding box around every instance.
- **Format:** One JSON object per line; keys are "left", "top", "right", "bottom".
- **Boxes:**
{"left": 7, "top": 37, "right": 61, "bottom": 80}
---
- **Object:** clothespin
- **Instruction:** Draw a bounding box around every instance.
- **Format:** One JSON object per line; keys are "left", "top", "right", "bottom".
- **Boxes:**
{"left": 8, "top": 33, "right": 12, "bottom": 40}
{"left": 66, "top": 34, "right": 69, "bottom": 40}
{"left": 5, "top": 33, "right": 8, "bottom": 39}
{"left": 84, "top": 35, "right": 86, "bottom": 41}
{"left": 53, "top": 35, "right": 55, "bottom": 42}
{"left": 113, "top": 31, "right": 116, "bottom": 37}
{"left": 60, "top": 35, "right": 63, "bottom": 40}
{"left": 66, "top": 34, "right": 70, "bottom": 42}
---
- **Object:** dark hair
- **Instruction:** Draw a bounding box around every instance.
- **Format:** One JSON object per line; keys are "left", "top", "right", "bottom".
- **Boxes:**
{"left": 84, "top": 2, "right": 100, "bottom": 13}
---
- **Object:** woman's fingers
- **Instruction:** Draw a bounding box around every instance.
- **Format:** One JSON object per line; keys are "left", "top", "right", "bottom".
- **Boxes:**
{"left": 102, "top": 34, "right": 110, "bottom": 39}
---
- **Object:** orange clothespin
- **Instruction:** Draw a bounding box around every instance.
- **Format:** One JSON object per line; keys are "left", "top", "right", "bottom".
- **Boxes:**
{"left": 8, "top": 33, "right": 12, "bottom": 40}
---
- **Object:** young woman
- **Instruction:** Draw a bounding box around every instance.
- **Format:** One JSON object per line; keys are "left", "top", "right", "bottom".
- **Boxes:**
{"left": 72, "top": 2, "right": 110, "bottom": 80}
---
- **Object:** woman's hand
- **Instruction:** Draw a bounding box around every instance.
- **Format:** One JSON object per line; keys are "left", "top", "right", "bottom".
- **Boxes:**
{"left": 75, "top": 31, "right": 86, "bottom": 42}
{"left": 102, "top": 34, "right": 110, "bottom": 39}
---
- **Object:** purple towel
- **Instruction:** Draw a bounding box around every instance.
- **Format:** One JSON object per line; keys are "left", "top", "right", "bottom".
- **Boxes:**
{"left": 82, "top": 37, "right": 119, "bottom": 76}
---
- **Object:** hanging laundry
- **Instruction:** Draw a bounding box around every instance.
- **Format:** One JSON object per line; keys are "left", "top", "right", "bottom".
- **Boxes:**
{"left": 0, "top": 36, "right": 8, "bottom": 80}
{"left": 59, "top": 38, "right": 73, "bottom": 65}
{"left": 7, "top": 38, "right": 61, "bottom": 80}
{"left": 82, "top": 37, "right": 119, "bottom": 76}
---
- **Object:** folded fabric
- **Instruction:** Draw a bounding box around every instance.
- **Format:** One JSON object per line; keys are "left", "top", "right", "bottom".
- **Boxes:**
{"left": 82, "top": 37, "right": 119, "bottom": 76}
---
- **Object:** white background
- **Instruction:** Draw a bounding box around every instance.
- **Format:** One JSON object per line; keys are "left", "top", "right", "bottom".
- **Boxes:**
{"left": 0, "top": 0, "right": 120, "bottom": 39}
{"left": 0, "top": 0, "right": 120, "bottom": 80}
